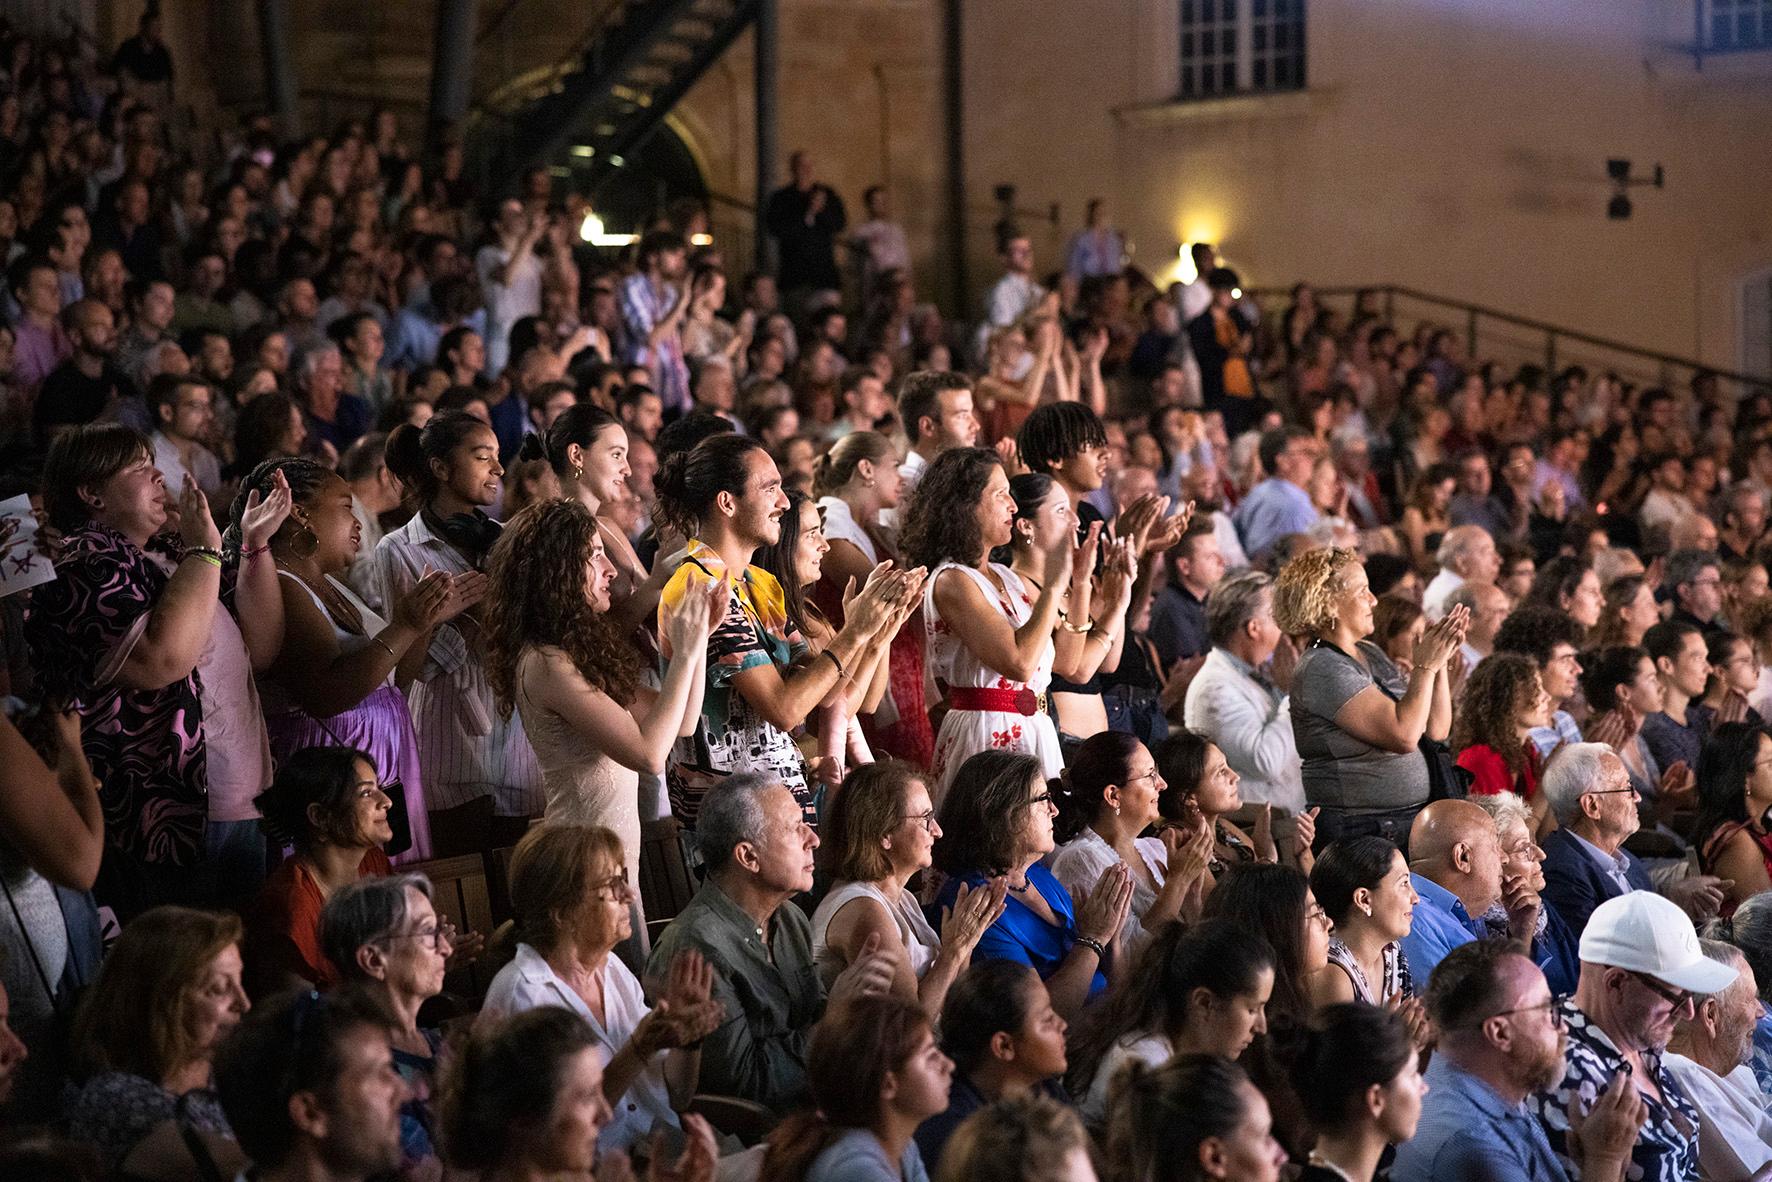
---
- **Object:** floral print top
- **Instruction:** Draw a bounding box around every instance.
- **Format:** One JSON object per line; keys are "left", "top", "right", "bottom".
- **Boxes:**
{"left": 27, "top": 523, "right": 207, "bottom": 867}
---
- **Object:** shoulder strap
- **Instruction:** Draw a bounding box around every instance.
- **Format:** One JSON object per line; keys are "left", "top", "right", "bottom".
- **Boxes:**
{"left": 174, "top": 1094, "right": 231, "bottom": 1182}
{"left": 0, "top": 872, "right": 57, "bottom": 1008}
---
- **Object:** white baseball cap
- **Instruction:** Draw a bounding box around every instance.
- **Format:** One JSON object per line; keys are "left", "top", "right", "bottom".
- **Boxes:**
{"left": 1578, "top": 890, "right": 1739, "bottom": 994}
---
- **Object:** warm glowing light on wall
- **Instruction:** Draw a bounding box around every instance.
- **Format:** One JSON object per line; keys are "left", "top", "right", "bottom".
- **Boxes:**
{"left": 690, "top": 233, "right": 713, "bottom": 246}
{"left": 578, "top": 211, "right": 638, "bottom": 248}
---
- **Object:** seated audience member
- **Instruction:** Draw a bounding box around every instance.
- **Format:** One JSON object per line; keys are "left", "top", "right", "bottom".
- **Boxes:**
{"left": 1307, "top": 836, "right": 1420, "bottom": 1009}
{"left": 319, "top": 874, "right": 455, "bottom": 1176}
{"left": 1422, "top": 524, "right": 1499, "bottom": 621}
{"left": 478, "top": 824, "right": 723, "bottom": 1153}
{"left": 1491, "top": 606, "right": 1587, "bottom": 759}
{"left": 1233, "top": 425, "right": 1322, "bottom": 565}
{"left": 645, "top": 774, "right": 893, "bottom": 1109}
{"left": 65, "top": 907, "right": 249, "bottom": 1179}
{"left": 1521, "top": 555, "right": 1604, "bottom": 637}
{"left": 1663, "top": 939, "right": 1772, "bottom": 1181}
{"left": 933, "top": 750, "right": 1133, "bottom": 1020}
{"left": 1066, "top": 918, "right": 1275, "bottom": 1129}
{"left": 1445, "top": 580, "right": 1510, "bottom": 669}
{"left": 1699, "top": 628, "right": 1765, "bottom": 727}
{"left": 913, "top": 960, "right": 1072, "bottom": 1167}
{"left": 1717, "top": 889, "right": 1772, "bottom": 1095}
{"left": 1398, "top": 800, "right": 1540, "bottom": 985}
{"left": 1693, "top": 721, "right": 1772, "bottom": 913}
{"left": 211, "top": 986, "right": 406, "bottom": 1182}
{"left": 439, "top": 1005, "right": 718, "bottom": 1182}
{"left": 759, "top": 994, "right": 952, "bottom": 1182}
{"left": 1051, "top": 733, "right": 1205, "bottom": 949}
{"left": 1473, "top": 792, "right": 1581, "bottom": 997}
{"left": 1369, "top": 594, "right": 1425, "bottom": 677}
{"left": 1530, "top": 891, "right": 1740, "bottom": 1182}
{"left": 1664, "top": 547, "right": 1724, "bottom": 631}
{"left": 812, "top": 761, "right": 1004, "bottom": 1015}
{"left": 26, "top": 424, "right": 226, "bottom": 914}
{"left": 1390, "top": 939, "right": 1642, "bottom": 1182}
{"left": 1182, "top": 569, "right": 1308, "bottom": 818}
{"left": 1101, "top": 1053, "right": 1289, "bottom": 1182}
{"left": 245, "top": 745, "right": 395, "bottom": 995}
{"left": 1592, "top": 574, "right": 1662, "bottom": 650}
{"left": 1287, "top": 1003, "right": 1427, "bottom": 1182}
{"left": 1452, "top": 652, "right": 1552, "bottom": 803}
{"left": 1156, "top": 729, "right": 1314, "bottom": 881}
{"left": 1149, "top": 522, "right": 1223, "bottom": 667}
{"left": 1273, "top": 547, "right": 1465, "bottom": 849}
{"left": 1581, "top": 645, "right": 1681, "bottom": 802}
{"left": 1200, "top": 863, "right": 1335, "bottom": 1158}
{"left": 931, "top": 1092, "right": 1095, "bottom": 1182}
{"left": 1641, "top": 618, "right": 1713, "bottom": 778}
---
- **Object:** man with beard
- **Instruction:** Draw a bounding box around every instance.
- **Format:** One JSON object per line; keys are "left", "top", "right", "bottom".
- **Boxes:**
{"left": 1393, "top": 939, "right": 1643, "bottom": 1182}
{"left": 1663, "top": 941, "right": 1772, "bottom": 1179}
{"left": 1530, "top": 892, "right": 1737, "bottom": 1182}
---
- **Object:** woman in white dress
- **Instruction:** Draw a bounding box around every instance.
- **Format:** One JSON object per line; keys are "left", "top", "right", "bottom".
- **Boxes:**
{"left": 811, "top": 761, "right": 1005, "bottom": 1018}
{"left": 899, "top": 447, "right": 1070, "bottom": 803}
{"left": 481, "top": 499, "right": 722, "bottom": 952}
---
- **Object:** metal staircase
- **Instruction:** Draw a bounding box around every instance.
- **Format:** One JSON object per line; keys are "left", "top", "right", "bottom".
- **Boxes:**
{"left": 475, "top": 0, "right": 758, "bottom": 192}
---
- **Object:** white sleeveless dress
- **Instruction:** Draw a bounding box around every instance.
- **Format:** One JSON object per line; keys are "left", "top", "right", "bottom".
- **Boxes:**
{"left": 809, "top": 880, "right": 941, "bottom": 990}
{"left": 924, "top": 560, "right": 1063, "bottom": 805}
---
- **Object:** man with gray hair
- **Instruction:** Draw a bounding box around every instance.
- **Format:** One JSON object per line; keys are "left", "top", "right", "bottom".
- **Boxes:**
{"left": 1663, "top": 547, "right": 1723, "bottom": 631}
{"left": 296, "top": 341, "right": 372, "bottom": 453}
{"left": 1663, "top": 940, "right": 1772, "bottom": 1179}
{"left": 1182, "top": 568, "right": 1306, "bottom": 815}
{"left": 1446, "top": 580, "right": 1509, "bottom": 670}
{"left": 1423, "top": 524, "right": 1500, "bottom": 622}
{"left": 1538, "top": 743, "right": 1725, "bottom": 936}
{"left": 644, "top": 774, "right": 892, "bottom": 1108}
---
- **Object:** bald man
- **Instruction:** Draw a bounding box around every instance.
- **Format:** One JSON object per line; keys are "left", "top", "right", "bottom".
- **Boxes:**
{"left": 1398, "top": 800, "right": 1542, "bottom": 984}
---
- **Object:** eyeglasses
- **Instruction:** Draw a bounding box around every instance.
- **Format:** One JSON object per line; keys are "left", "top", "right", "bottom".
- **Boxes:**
{"left": 901, "top": 810, "right": 939, "bottom": 834}
{"left": 1124, "top": 768, "right": 1161, "bottom": 788}
{"left": 1628, "top": 971, "right": 1693, "bottom": 1010}
{"left": 1480, "top": 999, "right": 1564, "bottom": 1028}
{"left": 590, "top": 871, "right": 631, "bottom": 902}
{"left": 1583, "top": 783, "right": 1638, "bottom": 797}
{"left": 388, "top": 920, "right": 457, "bottom": 952}
{"left": 1028, "top": 792, "right": 1055, "bottom": 810}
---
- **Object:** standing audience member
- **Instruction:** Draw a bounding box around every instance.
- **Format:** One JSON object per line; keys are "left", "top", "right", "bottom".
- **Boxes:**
{"left": 1391, "top": 939, "right": 1644, "bottom": 1182}
{"left": 1182, "top": 569, "right": 1308, "bottom": 817}
{"left": 1234, "top": 427, "right": 1321, "bottom": 564}
{"left": 1149, "top": 523, "right": 1223, "bottom": 667}
{"left": 212, "top": 986, "right": 407, "bottom": 1182}
{"left": 766, "top": 151, "right": 847, "bottom": 303}
{"left": 1273, "top": 547, "right": 1464, "bottom": 849}
{"left": 1662, "top": 940, "right": 1772, "bottom": 1181}
{"left": 759, "top": 994, "right": 951, "bottom": 1182}
{"left": 376, "top": 411, "right": 540, "bottom": 854}
{"left": 1530, "top": 891, "right": 1736, "bottom": 1182}
{"left": 889, "top": 370, "right": 978, "bottom": 516}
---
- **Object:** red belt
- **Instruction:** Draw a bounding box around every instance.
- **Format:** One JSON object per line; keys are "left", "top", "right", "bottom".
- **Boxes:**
{"left": 947, "top": 685, "right": 1047, "bottom": 716}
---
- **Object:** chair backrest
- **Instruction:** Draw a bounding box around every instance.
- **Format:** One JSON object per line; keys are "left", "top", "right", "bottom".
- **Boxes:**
{"left": 404, "top": 853, "right": 498, "bottom": 997}
{"left": 638, "top": 818, "right": 698, "bottom": 924}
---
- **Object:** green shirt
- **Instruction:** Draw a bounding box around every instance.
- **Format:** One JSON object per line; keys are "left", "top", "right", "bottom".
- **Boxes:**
{"left": 646, "top": 877, "right": 824, "bottom": 1110}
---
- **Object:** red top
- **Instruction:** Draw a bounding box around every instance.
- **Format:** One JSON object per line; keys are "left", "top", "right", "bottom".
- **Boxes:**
{"left": 1456, "top": 742, "right": 1543, "bottom": 801}
{"left": 246, "top": 848, "right": 392, "bottom": 991}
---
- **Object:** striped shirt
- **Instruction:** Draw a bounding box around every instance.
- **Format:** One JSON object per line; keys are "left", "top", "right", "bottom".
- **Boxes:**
{"left": 371, "top": 514, "right": 543, "bottom": 817}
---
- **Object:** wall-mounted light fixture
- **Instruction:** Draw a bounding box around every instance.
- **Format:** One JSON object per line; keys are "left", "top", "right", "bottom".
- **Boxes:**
{"left": 1607, "top": 158, "right": 1663, "bottom": 220}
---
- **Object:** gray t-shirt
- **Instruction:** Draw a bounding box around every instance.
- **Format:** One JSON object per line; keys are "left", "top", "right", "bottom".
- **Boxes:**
{"left": 1290, "top": 640, "right": 1430, "bottom": 812}
{"left": 807, "top": 1128, "right": 930, "bottom": 1182}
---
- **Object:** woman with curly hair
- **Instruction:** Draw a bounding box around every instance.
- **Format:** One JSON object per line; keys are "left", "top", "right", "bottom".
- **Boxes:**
{"left": 1451, "top": 652, "right": 1551, "bottom": 804}
{"left": 481, "top": 499, "right": 724, "bottom": 927}
{"left": 900, "top": 446, "right": 1070, "bottom": 802}
{"left": 1273, "top": 547, "right": 1466, "bottom": 848}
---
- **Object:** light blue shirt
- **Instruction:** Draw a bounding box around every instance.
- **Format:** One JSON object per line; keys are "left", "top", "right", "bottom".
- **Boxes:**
{"left": 1527, "top": 709, "right": 1582, "bottom": 761}
{"left": 806, "top": 1128, "right": 930, "bottom": 1182}
{"left": 1391, "top": 1054, "right": 1571, "bottom": 1182}
{"left": 1398, "top": 874, "right": 1484, "bottom": 985}
{"left": 1566, "top": 828, "right": 1635, "bottom": 896}
{"left": 1232, "top": 478, "right": 1319, "bottom": 562}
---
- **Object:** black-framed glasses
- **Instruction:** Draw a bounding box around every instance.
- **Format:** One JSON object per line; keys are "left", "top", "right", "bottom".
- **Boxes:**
{"left": 1482, "top": 999, "right": 1564, "bottom": 1028}
{"left": 1628, "top": 971, "right": 1693, "bottom": 1010}
{"left": 1028, "top": 792, "right": 1055, "bottom": 810}
{"left": 1583, "top": 785, "right": 1638, "bottom": 797}
{"left": 590, "top": 870, "right": 631, "bottom": 902}
{"left": 901, "top": 810, "right": 938, "bottom": 834}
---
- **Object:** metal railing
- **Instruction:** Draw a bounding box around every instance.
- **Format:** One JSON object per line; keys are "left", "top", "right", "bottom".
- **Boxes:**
{"left": 1249, "top": 284, "right": 1771, "bottom": 399}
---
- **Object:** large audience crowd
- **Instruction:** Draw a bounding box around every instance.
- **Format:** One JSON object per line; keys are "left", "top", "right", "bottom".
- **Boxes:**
{"left": 4, "top": 13, "right": 1772, "bottom": 1182}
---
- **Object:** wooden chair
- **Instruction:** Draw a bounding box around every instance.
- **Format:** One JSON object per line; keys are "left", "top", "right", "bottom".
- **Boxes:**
{"left": 405, "top": 853, "right": 499, "bottom": 999}
{"left": 688, "top": 1094, "right": 778, "bottom": 1146}
{"left": 638, "top": 817, "right": 699, "bottom": 930}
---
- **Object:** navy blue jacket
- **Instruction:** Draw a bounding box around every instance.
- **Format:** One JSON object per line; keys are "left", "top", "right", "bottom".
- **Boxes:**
{"left": 1539, "top": 827, "right": 1652, "bottom": 939}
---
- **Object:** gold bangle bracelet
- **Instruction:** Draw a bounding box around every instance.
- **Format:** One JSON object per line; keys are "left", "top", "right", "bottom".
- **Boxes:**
{"left": 1059, "top": 617, "right": 1094, "bottom": 634}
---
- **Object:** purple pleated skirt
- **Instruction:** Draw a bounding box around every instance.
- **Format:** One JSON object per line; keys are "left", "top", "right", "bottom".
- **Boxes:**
{"left": 266, "top": 683, "right": 434, "bottom": 864}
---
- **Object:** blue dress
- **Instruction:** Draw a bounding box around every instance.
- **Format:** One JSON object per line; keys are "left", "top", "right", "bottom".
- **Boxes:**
{"left": 936, "top": 864, "right": 1106, "bottom": 1000}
